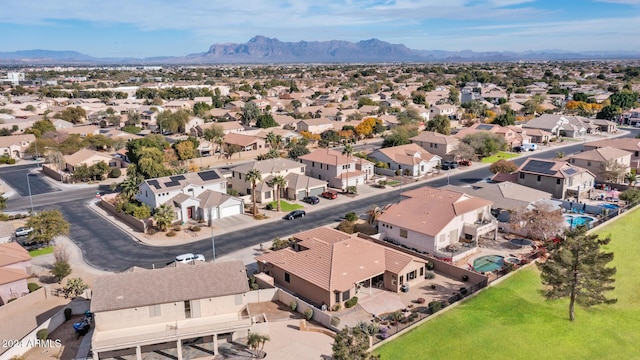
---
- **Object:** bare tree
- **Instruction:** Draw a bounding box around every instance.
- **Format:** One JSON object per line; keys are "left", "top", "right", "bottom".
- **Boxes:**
{"left": 599, "top": 159, "right": 628, "bottom": 183}
{"left": 509, "top": 202, "right": 565, "bottom": 241}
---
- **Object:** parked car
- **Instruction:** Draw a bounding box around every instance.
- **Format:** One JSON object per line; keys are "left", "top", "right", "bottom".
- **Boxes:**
{"left": 15, "top": 227, "right": 33, "bottom": 237}
{"left": 441, "top": 161, "right": 459, "bottom": 170}
{"left": 284, "top": 210, "right": 306, "bottom": 220}
{"left": 512, "top": 146, "right": 523, "bottom": 153}
{"left": 520, "top": 143, "right": 537, "bottom": 151}
{"left": 303, "top": 196, "right": 320, "bottom": 205}
{"left": 175, "top": 253, "right": 205, "bottom": 263}
{"left": 458, "top": 159, "right": 472, "bottom": 166}
{"left": 321, "top": 191, "right": 338, "bottom": 200}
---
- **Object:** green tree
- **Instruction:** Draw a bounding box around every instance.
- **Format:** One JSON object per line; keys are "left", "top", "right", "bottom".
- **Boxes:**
{"left": 619, "top": 188, "right": 640, "bottom": 204}
{"left": 54, "top": 106, "right": 87, "bottom": 124}
{"left": 120, "top": 174, "right": 142, "bottom": 201}
{"left": 63, "top": 277, "right": 89, "bottom": 298}
{"left": 153, "top": 204, "right": 175, "bottom": 231}
{"left": 596, "top": 105, "right": 622, "bottom": 120}
{"left": 247, "top": 332, "right": 270, "bottom": 358}
{"left": 255, "top": 113, "right": 278, "bottom": 128}
{"left": 174, "top": 140, "right": 197, "bottom": 161}
{"left": 538, "top": 226, "right": 617, "bottom": 321}
{"left": 157, "top": 109, "right": 189, "bottom": 134}
{"left": 287, "top": 144, "right": 310, "bottom": 159}
{"left": 609, "top": 91, "right": 638, "bottom": 110}
{"left": 50, "top": 245, "right": 72, "bottom": 282}
{"left": 382, "top": 125, "right": 418, "bottom": 148}
{"left": 448, "top": 87, "right": 460, "bottom": 105}
{"left": 0, "top": 193, "right": 6, "bottom": 210}
{"left": 25, "top": 119, "right": 56, "bottom": 138}
{"left": 26, "top": 210, "right": 70, "bottom": 245}
{"left": 342, "top": 144, "right": 354, "bottom": 193}
{"left": 624, "top": 172, "right": 637, "bottom": 186}
{"left": 241, "top": 103, "right": 261, "bottom": 126}
{"left": 489, "top": 159, "right": 518, "bottom": 174}
{"left": 246, "top": 169, "right": 262, "bottom": 216}
{"left": 267, "top": 175, "right": 287, "bottom": 212}
{"left": 266, "top": 131, "right": 283, "bottom": 150}
{"left": 493, "top": 109, "right": 516, "bottom": 126}
{"left": 425, "top": 114, "right": 451, "bottom": 135}
{"left": 332, "top": 327, "right": 379, "bottom": 360}
{"left": 462, "top": 132, "right": 506, "bottom": 158}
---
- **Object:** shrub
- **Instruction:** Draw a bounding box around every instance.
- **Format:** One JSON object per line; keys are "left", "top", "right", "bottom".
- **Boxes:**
{"left": 337, "top": 220, "right": 356, "bottom": 234}
{"left": 251, "top": 283, "right": 259, "bottom": 290}
{"left": 428, "top": 300, "right": 443, "bottom": 313}
{"left": 190, "top": 225, "right": 201, "bottom": 232}
{"left": 462, "top": 274, "right": 469, "bottom": 282}
{"left": 7, "top": 298, "right": 17, "bottom": 303}
{"left": 345, "top": 296, "right": 359, "bottom": 308}
{"left": 265, "top": 203, "right": 274, "bottom": 210}
{"left": 109, "top": 168, "right": 122, "bottom": 178}
{"left": 425, "top": 271, "right": 435, "bottom": 279}
{"left": 172, "top": 225, "right": 182, "bottom": 231}
{"left": 28, "top": 282, "right": 41, "bottom": 292}
{"left": 460, "top": 287, "right": 468, "bottom": 295}
{"left": 6, "top": 158, "right": 16, "bottom": 164}
{"left": 345, "top": 211, "right": 358, "bottom": 222}
{"left": 417, "top": 297, "right": 426, "bottom": 304}
{"left": 290, "top": 301, "right": 298, "bottom": 311}
{"left": 166, "top": 230, "right": 177, "bottom": 237}
{"left": 332, "top": 303, "right": 341, "bottom": 312}
{"left": 146, "top": 227, "right": 157, "bottom": 235}
{"left": 36, "top": 329, "right": 48, "bottom": 340}
{"left": 64, "top": 308, "right": 72, "bottom": 321}
{"left": 304, "top": 308, "right": 314, "bottom": 320}
{"left": 426, "top": 261, "right": 435, "bottom": 270}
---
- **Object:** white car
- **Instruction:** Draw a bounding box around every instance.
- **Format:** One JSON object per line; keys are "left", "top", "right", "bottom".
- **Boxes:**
{"left": 175, "top": 253, "right": 205, "bottom": 263}
{"left": 15, "top": 227, "right": 34, "bottom": 237}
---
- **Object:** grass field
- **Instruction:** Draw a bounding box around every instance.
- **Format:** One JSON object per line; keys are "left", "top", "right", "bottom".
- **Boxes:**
{"left": 481, "top": 151, "right": 520, "bottom": 163}
{"left": 374, "top": 208, "right": 640, "bottom": 360}
{"left": 267, "top": 200, "right": 304, "bottom": 212}
{"left": 29, "top": 246, "right": 53, "bottom": 257}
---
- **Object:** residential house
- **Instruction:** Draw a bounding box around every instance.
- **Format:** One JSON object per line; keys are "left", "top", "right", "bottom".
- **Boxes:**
{"left": 222, "top": 133, "right": 266, "bottom": 152}
{"left": 137, "top": 169, "right": 243, "bottom": 223}
{"left": 378, "top": 186, "right": 497, "bottom": 260}
{"left": 567, "top": 146, "right": 631, "bottom": 183}
{"left": 409, "top": 131, "right": 460, "bottom": 159}
{"left": 63, "top": 148, "right": 123, "bottom": 173}
{"left": 516, "top": 158, "right": 595, "bottom": 199}
{"left": 584, "top": 138, "right": 640, "bottom": 170}
{"left": 454, "top": 123, "right": 531, "bottom": 149}
{"left": 164, "top": 100, "right": 192, "bottom": 112}
{"left": 58, "top": 125, "right": 101, "bottom": 137}
{"left": 184, "top": 116, "right": 205, "bottom": 135}
{"left": 523, "top": 114, "right": 590, "bottom": 138}
{"left": 90, "top": 261, "right": 254, "bottom": 360}
{"left": 430, "top": 104, "right": 458, "bottom": 119}
{"left": 296, "top": 118, "right": 334, "bottom": 134}
{"left": 368, "top": 143, "right": 441, "bottom": 176}
{"left": 228, "top": 158, "right": 326, "bottom": 202}
{"left": 140, "top": 111, "right": 158, "bottom": 131}
{"left": 191, "top": 121, "right": 245, "bottom": 138}
{"left": 299, "top": 148, "right": 373, "bottom": 189}
{"left": 256, "top": 227, "right": 427, "bottom": 309}
{"left": 509, "top": 126, "right": 552, "bottom": 144}
{"left": 588, "top": 119, "right": 617, "bottom": 133}
{"left": 193, "top": 96, "right": 213, "bottom": 106}
{"left": 0, "top": 243, "right": 32, "bottom": 305}
{"left": 0, "top": 134, "right": 36, "bottom": 159}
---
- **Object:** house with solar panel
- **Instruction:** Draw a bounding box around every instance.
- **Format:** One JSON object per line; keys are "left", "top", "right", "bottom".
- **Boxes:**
{"left": 136, "top": 169, "right": 244, "bottom": 224}
{"left": 516, "top": 158, "right": 595, "bottom": 199}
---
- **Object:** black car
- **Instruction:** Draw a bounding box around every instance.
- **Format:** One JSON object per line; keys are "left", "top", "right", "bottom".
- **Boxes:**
{"left": 284, "top": 210, "right": 306, "bottom": 220}
{"left": 302, "top": 196, "right": 320, "bottom": 205}
{"left": 441, "top": 161, "right": 459, "bottom": 170}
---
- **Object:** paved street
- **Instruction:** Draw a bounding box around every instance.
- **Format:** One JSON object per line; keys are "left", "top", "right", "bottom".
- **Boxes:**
{"left": 1, "top": 129, "right": 636, "bottom": 271}
{"left": 1, "top": 163, "right": 59, "bottom": 197}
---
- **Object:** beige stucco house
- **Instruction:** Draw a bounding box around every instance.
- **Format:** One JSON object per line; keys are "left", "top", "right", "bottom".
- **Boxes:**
{"left": 296, "top": 118, "right": 334, "bottom": 134}
{"left": 409, "top": 131, "right": 459, "bottom": 159}
{"left": 583, "top": 138, "right": 640, "bottom": 171}
{"left": 90, "top": 261, "right": 254, "bottom": 360}
{"left": 368, "top": 143, "right": 441, "bottom": 176}
{"left": 378, "top": 187, "right": 497, "bottom": 261}
{"left": 256, "top": 227, "right": 427, "bottom": 309}
{"left": 0, "top": 243, "right": 32, "bottom": 305}
{"left": 516, "top": 158, "right": 595, "bottom": 199}
{"left": 567, "top": 146, "right": 632, "bottom": 183}
{"left": 0, "top": 134, "right": 36, "bottom": 159}
{"left": 298, "top": 148, "right": 373, "bottom": 189}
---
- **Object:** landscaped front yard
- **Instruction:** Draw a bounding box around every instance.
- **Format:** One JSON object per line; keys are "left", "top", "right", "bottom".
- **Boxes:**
{"left": 267, "top": 200, "right": 304, "bottom": 212}
{"left": 29, "top": 246, "right": 54, "bottom": 257}
{"left": 374, "top": 208, "right": 640, "bottom": 359}
{"left": 480, "top": 151, "right": 519, "bottom": 163}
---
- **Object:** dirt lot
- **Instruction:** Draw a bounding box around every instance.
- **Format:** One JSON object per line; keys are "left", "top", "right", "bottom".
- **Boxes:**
{"left": 23, "top": 315, "right": 88, "bottom": 360}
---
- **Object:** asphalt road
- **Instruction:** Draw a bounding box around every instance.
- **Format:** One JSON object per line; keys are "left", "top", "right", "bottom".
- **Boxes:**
{"left": 1, "top": 163, "right": 59, "bottom": 197}
{"left": 2, "top": 129, "right": 637, "bottom": 271}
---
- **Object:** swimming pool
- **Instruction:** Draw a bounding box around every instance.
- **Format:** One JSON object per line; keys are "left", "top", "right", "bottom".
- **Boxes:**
{"left": 473, "top": 255, "right": 504, "bottom": 273}
{"left": 564, "top": 214, "right": 595, "bottom": 227}
{"left": 600, "top": 203, "right": 619, "bottom": 210}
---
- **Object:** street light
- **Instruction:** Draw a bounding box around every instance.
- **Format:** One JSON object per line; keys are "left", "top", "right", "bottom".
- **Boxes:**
{"left": 26, "top": 174, "right": 34, "bottom": 213}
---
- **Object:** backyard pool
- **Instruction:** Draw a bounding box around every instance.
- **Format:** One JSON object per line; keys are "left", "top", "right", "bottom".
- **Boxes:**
{"left": 600, "top": 203, "right": 619, "bottom": 210}
{"left": 564, "top": 214, "right": 595, "bottom": 227}
{"left": 473, "top": 255, "right": 505, "bottom": 273}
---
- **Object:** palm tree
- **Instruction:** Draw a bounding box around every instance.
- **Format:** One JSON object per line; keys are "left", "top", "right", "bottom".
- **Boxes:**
{"left": 257, "top": 334, "right": 270, "bottom": 358}
{"left": 153, "top": 204, "right": 175, "bottom": 231}
{"left": 625, "top": 172, "right": 637, "bottom": 186}
{"left": 342, "top": 143, "right": 354, "bottom": 194}
{"left": 246, "top": 169, "right": 262, "bottom": 216}
{"left": 120, "top": 174, "right": 142, "bottom": 201}
{"left": 266, "top": 131, "right": 276, "bottom": 149}
{"left": 246, "top": 332, "right": 261, "bottom": 358}
{"left": 267, "top": 175, "right": 287, "bottom": 212}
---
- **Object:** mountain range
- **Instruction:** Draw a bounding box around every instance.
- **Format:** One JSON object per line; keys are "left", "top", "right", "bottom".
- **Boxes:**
{"left": 1, "top": 36, "right": 639, "bottom": 65}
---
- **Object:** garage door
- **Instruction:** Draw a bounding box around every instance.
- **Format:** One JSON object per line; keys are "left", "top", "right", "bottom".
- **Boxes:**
{"left": 297, "top": 190, "right": 306, "bottom": 199}
{"left": 220, "top": 204, "right": 241, "bottom": 218}
{"left": 309, "top": 187, "right": 325, "bottom": 196}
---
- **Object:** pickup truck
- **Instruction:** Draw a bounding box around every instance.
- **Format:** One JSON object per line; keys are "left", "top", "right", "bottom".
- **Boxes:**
{"left": 15, "top": 227, "right": 33, "bottom": 237}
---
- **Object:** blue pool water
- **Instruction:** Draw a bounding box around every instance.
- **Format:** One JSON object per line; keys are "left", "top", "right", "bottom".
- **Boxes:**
{"left": 564, "top": 215, "right": 594, "bottom": 227}
{"left": 473, "top": 255, "right": 504, "bottom": 273}
{"left": 600, "top": 203, "right": 619, "bottom": 210}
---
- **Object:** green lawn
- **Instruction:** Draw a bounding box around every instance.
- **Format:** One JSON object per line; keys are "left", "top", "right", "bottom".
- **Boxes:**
{"left": 374, "top": 208, "right": 640, "bottom": 360}
{"left": 29, "top": 246, "right": 54, "bottom": 257}
{"left": 480, "top": 151, "right": 520, "bottom": 163}
{"left": 386, "top": 180, "right": 401, "bottom": 186}
{"left": 267, "top": 200, "right": 304, "bottom": 212}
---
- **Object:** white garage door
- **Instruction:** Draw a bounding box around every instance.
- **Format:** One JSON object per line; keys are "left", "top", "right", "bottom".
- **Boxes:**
{"left": 220, "top": 204, "right": 242, "bottom": 218}
{"left": 309, "top": 187, "right": 325, "bottom": 196}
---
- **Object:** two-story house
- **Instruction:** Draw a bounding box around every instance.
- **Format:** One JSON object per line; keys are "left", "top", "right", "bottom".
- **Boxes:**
{"left": 377, "top": 186, "right": 497, "bottom": 261}
{"left": 368, "top": 143, "right": 441, "bottom": 176}
{"left": 256, "top": 227, "right": 426, "bottom": 309}
{"left": 90, "top": 261, "right": 255, "bottom": 360}
{"left": 567, "top": 146, "right": 632, "bottom": 183}
{"left": 516, "top": 158, "right": 595, "bottom": 199}
{"left": 228, "top": 158, "right": 326, "bottom": 202}
{"left": 137, "top": 170, "right": 243, "bottom": 224}
{"left": 583, "top": 138, "right": 640, "bottom": 171}
{"left": 296, "top": 118, "right": 334, "bottom": 134}
{"left": 298, "top": 148, "right": 373, "bottom": 189}
{"left": 454, "top": 123, "right": 530, "bottom": 149}
{"left": 0, "top": 243, "right": 32, "bottom": 305}
{"left": 409, "top": 131, "right": 460, "bottom": 160}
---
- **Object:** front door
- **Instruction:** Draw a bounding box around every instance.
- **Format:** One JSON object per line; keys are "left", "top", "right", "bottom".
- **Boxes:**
{"left": 187, "top": 207, "right": 194, "bottom": 219}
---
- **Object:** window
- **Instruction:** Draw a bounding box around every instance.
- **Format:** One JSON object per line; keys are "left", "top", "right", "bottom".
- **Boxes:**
{"left": 420, "top": 267, "right": 424, "bottom": 276}
{"left": 335, "top": 292, "right": 340, "bottom": 303}
{"left": 284, "top": 272, "right": 290, "bottom": 283}
{"left": 587, "top": 161, "right": 591, "bottom": 166}
{"left": 342, "top": 290, "right": 350, "bottom": 301}
{"left": 408, "top": 270, "right": 416, "bottom": 280}
{"left": 519, "top": 173, "right": 525, "bottom": 179}
{"left": 434, "top": 144, "right": 438, "bottom": 148}
{"left": 239, "top": 174, "right": 242, "bottom": 180}
{"left": 265, "top": 191, "right": 271, "bottom": 199}
{"left": 557, "top": 178, "right": 561, "bottom": 185}
{"left": 537, "top": 175, "right": 541, "bottom": 182}
{"left": 400, "top": 229, "right": 408, "bottom": 238}
{"left": 149, "top": 304, "right": 161, "bottom": 317}
{"left": 312, "top": 161, "right": 315, "bottom": 167}
{"left": 429, "top": 143, "right": 433, "bottom": 148}
{"left": 184, "top": 301, "right": 191, "bottom": 319}
{"left": 399, "top": 275, "right": 404, "bottom": 285}
{"left": 342, "top": 164, "right": 349, "bottom": 170}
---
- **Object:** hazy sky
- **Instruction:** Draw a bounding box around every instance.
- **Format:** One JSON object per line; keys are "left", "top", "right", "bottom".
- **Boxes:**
{"left": 1, "top": 0, "right": 639, "bottom": 57}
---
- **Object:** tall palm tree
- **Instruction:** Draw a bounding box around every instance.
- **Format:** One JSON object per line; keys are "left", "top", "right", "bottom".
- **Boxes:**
{"left": 266, "top": 131, "right": 276, "bottom": 149}
{"left": 246, "top": 169, "right": 262, "bottom": 216}
{"left": 267, "top": 175, "right": 287, "bottom": 212}
{"left": 273, "top": 134, "right": 283, "bottom": 150}
{"left": 367, "top": 205, "right": 382, "bottom": 226}
{"left": 342, "top": 143, "right": 354, "bottom": 194}
{"left": 120, "top": 174, "right": 142, "bottom": 201}
{"left": 153, "top": 204, "right": 175, "bottom": 231}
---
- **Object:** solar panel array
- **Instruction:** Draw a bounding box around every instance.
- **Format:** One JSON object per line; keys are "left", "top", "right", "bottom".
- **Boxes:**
{"left": 476, "top": 124, "right": 494, "bottom": 131}
{"left": 198, "top": 170, "right": 220, "bottom": 181}
{"left": 563, "top": 168, "right": 577, "bottom": 176}
{"left": 164, "top": 175, "right": 186, "bottom": 188}
{"left": 522, "top": 159, "right": 557, "bottom": 175}
{"left": 147, "top": 179, "right": 161, "bottom": 189}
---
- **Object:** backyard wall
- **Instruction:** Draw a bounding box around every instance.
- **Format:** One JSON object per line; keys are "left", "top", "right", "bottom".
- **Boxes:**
{"left": 275, "top": 288, "right": 337, "bottom": 331}
{"left": 98, "top": 197, "right": 148, "bottom": 233}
